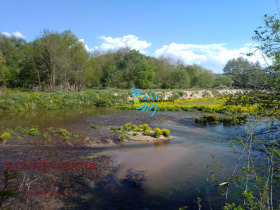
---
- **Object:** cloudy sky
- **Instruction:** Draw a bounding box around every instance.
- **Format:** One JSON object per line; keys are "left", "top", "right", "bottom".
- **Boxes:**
{"left": 0, "top": 0, "right": 277, "bottom": 73}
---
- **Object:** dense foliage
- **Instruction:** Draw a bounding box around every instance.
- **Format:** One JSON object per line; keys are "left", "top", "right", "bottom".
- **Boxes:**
{"left": 0, "top": 30, "right": 236, "bottom": 90}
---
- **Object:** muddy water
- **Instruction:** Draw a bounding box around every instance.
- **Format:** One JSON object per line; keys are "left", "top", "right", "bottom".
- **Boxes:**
{"left": 0, "top": 109, "right": 270, "bottom": 209}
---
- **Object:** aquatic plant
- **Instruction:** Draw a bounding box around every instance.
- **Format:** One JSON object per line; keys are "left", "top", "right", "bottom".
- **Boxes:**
{"left": 143, "top": 129, "right": 151, "bottom": 136}
{"left": 28, "top": 126, "right": 40, "bottom": 136}
{"left": 154, "top": 128, "right": 162, "bottom": 138}
{"left": 131, "top": 124, "right": 138, "bottom": 131}
{"left": 124, "top": 123, "right": 132, "bottom": 131}
{"left": 204, "top": 114, "right": 220, "bottom": 122}
{"left": 64, "top": 136, "right": 70, "bottom": 142}
{"left": 57, "top": 128, "right": 71, "bottom": 136}
{"left": 161, "top": 128, "right": 170, "bottom": 137}
{"left": 91, "top": 124, "right": 99, "bottom": 129}
{"left": 119, "top": 134, "right": 125, "bottom": 141}
{"left": 42, "top": 132, "right": 48, "bottom": 139}
{"left": 0, "top": 132, "right": 11, "bottom": 141}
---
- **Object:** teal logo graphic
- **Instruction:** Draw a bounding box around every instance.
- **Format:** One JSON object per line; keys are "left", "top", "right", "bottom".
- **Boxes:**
{"left": 131, "top": 87, "right": 158, "bottom": 116}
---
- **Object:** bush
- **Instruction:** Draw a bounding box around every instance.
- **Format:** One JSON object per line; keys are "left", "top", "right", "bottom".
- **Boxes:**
{"left": 143, "top": 129, "right": 151, "bottom": 136}
{"left": 42, "top": 132, "right": 48, "bottom": 139}
{"left": 162, "top": 128, "right": 170, "bottom": 137}
{"left": 57, "top": 128, "right": 71, "bottom": 136}
{"left": 154, "top": 128, "right": 162, "bottom": 138}
{"left": 91, "top": 124, "right": 99, "bottom": 129}
{"left": 64, "top": 136, "right": 70, "bottom": 142}
{"left": 111, "top": 126, "right": 121, "bottom": 131}
{"left": 0, "top": 132, "right": 11, "bottom": 141}
{"left": 194, "top": 117, "right": 200, "bottom": 123}
{"left": 28, "top": 126, "right": 40, "bottom": 136}
{"left": 124, "top": 123, "right": 131, "bottom": 131}
{"left": 120, "top": 134, "right": 125, "bottom": 141}
{"left": 131, "top": 124, "right": 138, "bottom": 131}
{"left": 204, "top": 114, "right": 220, "bottom": 122}
{"left": 140, "top": 124, "right": 150, "bottom": 131}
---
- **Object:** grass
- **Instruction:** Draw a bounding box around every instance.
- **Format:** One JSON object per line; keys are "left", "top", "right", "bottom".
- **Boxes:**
{"left": 118, "top": 97, "right": 259, "bottom": 115}
{"left": 0, "top": 88, "right": 239, "bottom": 112}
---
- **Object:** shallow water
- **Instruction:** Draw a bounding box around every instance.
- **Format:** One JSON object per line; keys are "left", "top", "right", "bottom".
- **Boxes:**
{"left": 1, "top": 109, "right": 278, "bottom": 209}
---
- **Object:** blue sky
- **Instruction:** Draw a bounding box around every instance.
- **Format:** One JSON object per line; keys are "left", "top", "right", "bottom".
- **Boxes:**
{"left": 0, "top": 0, "right": 278, "bottom": 73}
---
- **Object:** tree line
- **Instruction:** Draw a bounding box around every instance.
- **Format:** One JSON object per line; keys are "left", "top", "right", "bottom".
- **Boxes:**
{"left": 0, "top": 29, "right": 272, "bottom": 91}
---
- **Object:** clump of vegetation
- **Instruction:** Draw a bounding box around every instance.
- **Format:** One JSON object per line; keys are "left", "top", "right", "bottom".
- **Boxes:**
{"left": 91, "top": 124, "right": 99, "bottom": 129}
{"left": 111, "top": 123, "right": 171, "bottom": 140}
{"left": 119, "top": 134, "right": 125, "bottom": 141}
{"left": 27, "top": 126, "right": 40, "bottom": 136}
{"left": 195, "top": 115, "right": 247, "bottom": 125}
{"left": 0, "top": 170, "right": 22, "bottom": 208}
{"left": 204, "top": 114, "right": 220, "bottom": 122}
{"left": 42, "top": 132, "right": 48, "bottom": 139}
{"left": 154, "top": 128, "right": 162, "bottom": 138}
{"left": 0, "top": 132, "right": 11, "bottom": 141}
{"left": 57, "top": 128, "right": 71, "bottom": 136}
{"left": 162, "top": 128, "right": 170, "bottom": 137}
{"left": 131, "top": 124, "right": 138, "bottom": 131}
{"left": 73, "top": 135, "right": 79, "bottom": 138}
{"left": 143, "top": 129, "right": 151, "bottom": 136}
{"left": 124, "top": 123, "right": 132, "bottom": 131}
{"left": 15, "top": 126, "right": 23, "bottom": 131}
{"left": 64, "top": 136, "right": 70, "bottom": 142}
{"left": 111, "top": 126, "right": 121, "bottom": 131}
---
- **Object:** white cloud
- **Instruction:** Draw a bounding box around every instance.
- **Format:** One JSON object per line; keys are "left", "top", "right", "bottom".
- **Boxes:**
{"left": 2, "top": 32, "right": 11, "bottom": 37}
{"left": 155, "top": 43, "right": 270, "bottom": 73}
{"left": 1, "top": 31, "right": 24, "bottom": 39}
{"left": 95, "top": 35, "right": 151, "bottom": 53}
{"left": 79, "top": 39, "right": 91, "bottom": 51}
{"left": 12, "top": 32, "right": 24, "bottom": 39}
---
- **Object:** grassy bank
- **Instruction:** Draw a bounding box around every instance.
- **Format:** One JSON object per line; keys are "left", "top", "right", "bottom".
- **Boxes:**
{"left": 0, "top": 89, "right": 130, "bottom": 112}
{"left": 118, "top": 97, "right": 259, "bottom": 115}
{"left": 0, "top": 88, "right": 241, "bottom": 112}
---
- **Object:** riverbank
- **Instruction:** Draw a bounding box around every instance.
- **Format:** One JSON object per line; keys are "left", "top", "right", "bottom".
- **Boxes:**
{"left": 0, "top": 88, "right": 243, "bottom": 112}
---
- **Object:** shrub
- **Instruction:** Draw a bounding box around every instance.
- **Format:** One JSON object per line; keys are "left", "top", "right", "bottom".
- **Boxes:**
{"left": 64, "top": 136, "right": 70, "bottom": 142}
{"left": 17, "top": 136, "right": 23, "bottom": 140}
{"left": 57, "top": 128, "right": 71, "bottom": 136}
{"left": 131, "top": 124, "right": 138, "bottom": 131}
{"left": 133, "top": 133, "right": 138, "bottom": 136}
{"left": 204, "top": 114, "right": 220, "bottom": 122}
{"left": 162, "top": 128, "right": 170, "bottom": 137}
{"left": 120, "top": 134, "right": 125, "bottom": 141}
{"left": 154, "top": 128, "right": 162, "bottom": 138}
{"left": 73, "top": 135, "right": 79, "bottom": 138}
{"left": 143, "top": 129, "right": 151, "bottom": 136}
{"left": 111, "top": 127, "right": 120, "bottom": 131}
{"left": 91, "top": 124, "right": 99, "bottom": 129}
{"left": 0, "top": 132, "right": 11, "bottom": 141}
{"left": 28, "top": 126, "right": 40, "bottom": 136}
{"left": 141, "top": 124, "right": 150, "bottom": 131}
{"left": 194, "top": 117, "right": 200, "bottom": 123}
{"left": 42, "top": 133, "right": 48, "bottom": 139}
{"left": 124, "top": 123, "right": 131, "bottom": 131}
{"left": 15, "top": 126, "right": 23, "bottom": 131}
